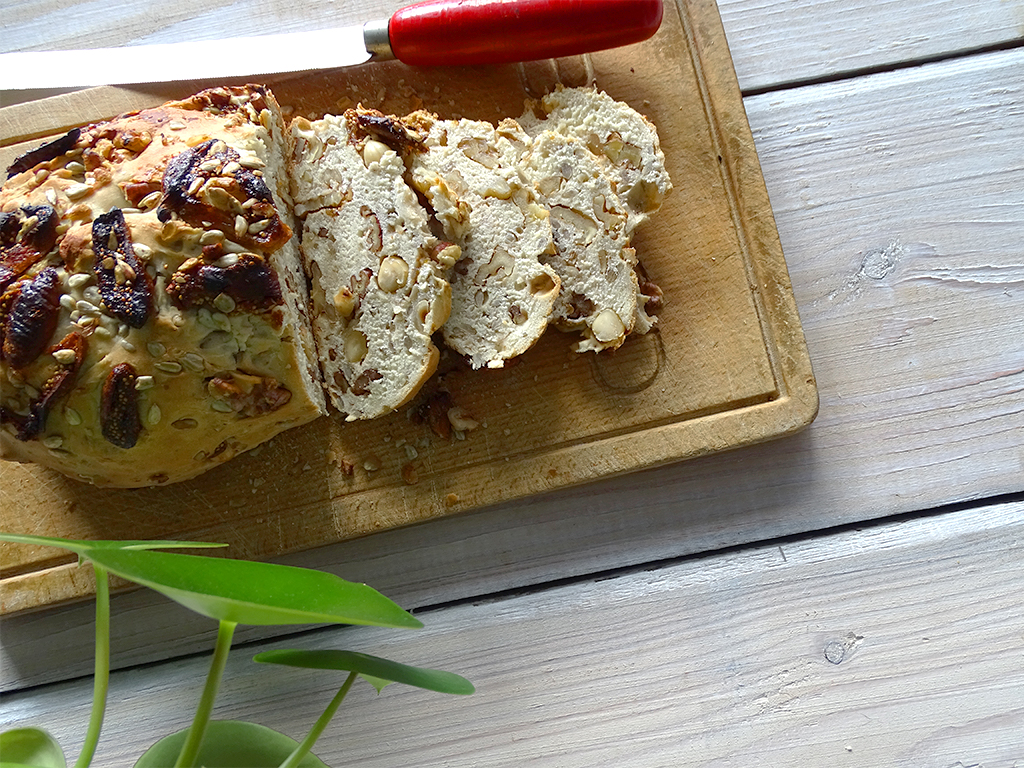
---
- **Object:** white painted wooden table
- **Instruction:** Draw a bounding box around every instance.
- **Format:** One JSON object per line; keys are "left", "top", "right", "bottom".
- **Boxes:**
{"left": 2, "top": 1, "right": 1023, "bottom": 765}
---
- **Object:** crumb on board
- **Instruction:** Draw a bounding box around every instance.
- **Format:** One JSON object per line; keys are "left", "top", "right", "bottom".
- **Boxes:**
{"left": 401, "top": 462, "right": 418, "bottom": 485}
{"left": 326, "top": 449, "right": 355, "bottom": 476}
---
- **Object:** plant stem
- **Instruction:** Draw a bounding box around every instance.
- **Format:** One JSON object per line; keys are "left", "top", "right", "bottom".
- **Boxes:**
{"left": 279, "top": 671, "right": 358, "bottom": 768}
{"left": 74, "top": 565, "right": 111, "bottom": 768}
{"left": 174, "top": 620, "right": 236, "bottom": 768}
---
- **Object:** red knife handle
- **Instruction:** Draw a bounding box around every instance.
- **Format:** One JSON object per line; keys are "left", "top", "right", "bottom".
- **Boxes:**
{"left": 388, "top": 0, "right": 664, "bottom": 67}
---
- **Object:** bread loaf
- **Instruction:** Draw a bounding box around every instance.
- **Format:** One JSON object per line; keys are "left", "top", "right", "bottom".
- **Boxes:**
{"left": 0, "top": 86, "right": 325, "bottom": 486}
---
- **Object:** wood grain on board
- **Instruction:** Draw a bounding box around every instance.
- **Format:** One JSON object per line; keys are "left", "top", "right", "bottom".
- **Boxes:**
{"left": 0, "top": 0, "right": 817, "bottom": 613}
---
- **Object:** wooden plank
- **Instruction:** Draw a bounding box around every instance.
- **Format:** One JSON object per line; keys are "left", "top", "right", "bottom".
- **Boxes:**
{"left": 3, "top": 500, "right": 1022, "bottom": 766}
{"left": 0, "top": 0, "right": 816, "bottom": 614}
{"left": 719, "top": 0, "right": 1024, "bottom": 92}
{"left": 2, "top": 0, "right": 1021, "bottom": 101}
{"left": 2, "top": 43, "right": 1022, "bottom": 692}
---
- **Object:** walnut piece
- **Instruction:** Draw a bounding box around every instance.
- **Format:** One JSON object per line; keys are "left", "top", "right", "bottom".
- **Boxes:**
{"left": 415, "top": 390, "right": 453, "bottom": 440}
{"left": 350, "top": 369, "right": 382, "bottom": 397}
{"left": 636, "top": 262, "right": 664, "bottom": 314}
{"left": 207, "top": 372, "right": 292, "bottom": 417}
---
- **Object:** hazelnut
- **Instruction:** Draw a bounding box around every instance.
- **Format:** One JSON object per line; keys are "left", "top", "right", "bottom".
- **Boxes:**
{"left": 362, "top": 139, "right": 390, "bottom": 167}
{"left": 342, "top": 329, "right": 368, "bottom": 363}
{"left": 431, "top": 243, "right": 460, "bottom": 269}
{"left": 376, "top": 256, "right": 409, "bottom": 293}
{"left": 333, "top": 286, "right": 356, "bottom": 318}
{"left": 591, "top": 309, "right": 625, "bottom": 343}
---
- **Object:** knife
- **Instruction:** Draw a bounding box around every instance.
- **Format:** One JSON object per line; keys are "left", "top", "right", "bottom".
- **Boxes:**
{"left": 0, "top": 0, "right": 663, "bottom": 91}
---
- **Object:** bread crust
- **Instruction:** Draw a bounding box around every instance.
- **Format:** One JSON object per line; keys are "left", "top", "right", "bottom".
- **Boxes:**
{"left": 0, "top": 86, "right": 325, "bottom": 487}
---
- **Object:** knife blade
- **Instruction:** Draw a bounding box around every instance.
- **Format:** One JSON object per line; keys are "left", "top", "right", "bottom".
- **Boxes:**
{"left": 0, "top": 0, "right": 664, "bottom": 91}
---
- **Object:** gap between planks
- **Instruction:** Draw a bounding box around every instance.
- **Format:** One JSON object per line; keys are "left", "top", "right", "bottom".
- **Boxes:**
{"left": 740, "top": 36, "right": 1024, "bottom": 97}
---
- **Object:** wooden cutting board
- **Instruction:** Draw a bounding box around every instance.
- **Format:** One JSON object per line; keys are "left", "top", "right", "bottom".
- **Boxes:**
{"left": 0, "top": 0, "right": 817, "bottom": 614}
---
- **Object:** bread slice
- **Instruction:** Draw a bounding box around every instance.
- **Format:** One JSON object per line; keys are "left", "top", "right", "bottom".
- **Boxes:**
{"left": 290, "top": 108, "right": 458, "bottom": 420}
{"left": 519, "top": 86, "right": 672, "bottom": 230}
{"left": 524, "top": 130, "right": 640, "bottom": 352}
{"left": 520, "top": 86, "right": 672, "bottom": 341}
{"left": 0, "top": 85, "right": 326, "bottom": 487}
{"left": 405, "top": 112, "right": 560, "bottom": 369}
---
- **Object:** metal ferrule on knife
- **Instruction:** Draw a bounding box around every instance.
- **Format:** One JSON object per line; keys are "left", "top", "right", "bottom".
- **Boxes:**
{"left": 362, "top": 20, "right": 396, "bottom": 62}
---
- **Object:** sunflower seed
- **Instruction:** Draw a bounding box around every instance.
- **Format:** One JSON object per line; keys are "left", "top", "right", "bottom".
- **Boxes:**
{"left": 154, "top": 360, "right": 183, "bottom": 374}
{"left": 68, "top": 272, "right": 92, "bottom": 290}
{"left": 66, "top": 183, "right": 92, "bottom": 200}
{"left": 139, "top": 191, "right": 163, "bottom": 210}
{"left": 182, "top": 352, "right": 205, "bottom": 372}
{"left": 213, "top": 293, "right": 236, "bottom": 314}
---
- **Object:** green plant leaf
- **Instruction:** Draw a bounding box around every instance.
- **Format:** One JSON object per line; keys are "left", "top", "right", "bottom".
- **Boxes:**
{"left": 133, "top": 721, "right": 329, "bottom": 768}
{"left": 253, "top": 649, "right": 475, "bottom": 695}
{"left": 0, "top": 727, "right": 67, "bottom": 768}
{"left": 0, "top": 534, "right": 420, "bottom": 629}
{"left": 0, "top": 533, "right": 225, "bottom": 556}
{"left": 359, "top": 674, "right": 394, "bottom": 694}
{"left": 81, "top": 549, "right": 421, "bottom": 627}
